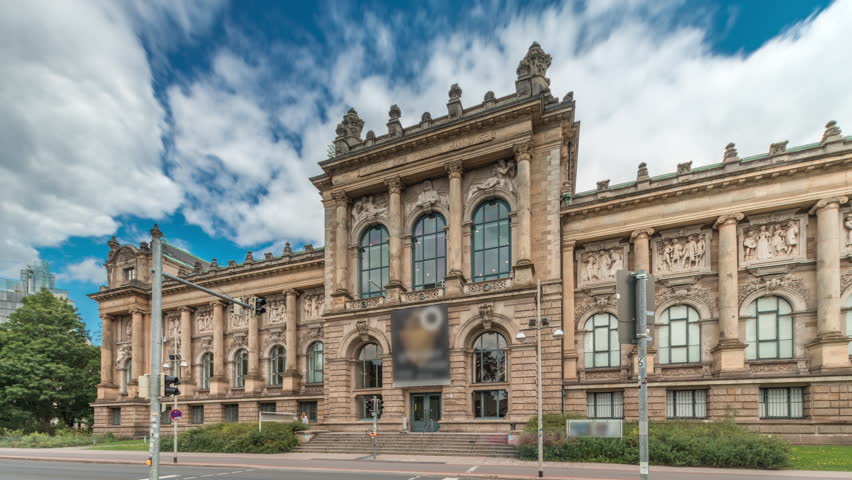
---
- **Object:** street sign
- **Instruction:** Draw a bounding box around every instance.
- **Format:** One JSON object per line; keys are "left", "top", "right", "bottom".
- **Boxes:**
{"left": 169, "top": 409, "right": 182, "bottom": 420}
{"left": 615, "top": 270, "right": 656, "bottom": 345}
{"left": 567, "top": 419, "right": 623, "bottom": 438}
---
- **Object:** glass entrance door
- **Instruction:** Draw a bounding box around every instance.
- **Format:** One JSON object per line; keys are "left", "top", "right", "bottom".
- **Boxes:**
{"left": 410, "top": 392, "right": 441, "bottom": 432}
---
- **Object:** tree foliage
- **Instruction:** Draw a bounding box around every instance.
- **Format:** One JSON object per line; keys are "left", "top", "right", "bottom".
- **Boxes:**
{"left": 0, "top": 290, "right": 99, "bottom": 432}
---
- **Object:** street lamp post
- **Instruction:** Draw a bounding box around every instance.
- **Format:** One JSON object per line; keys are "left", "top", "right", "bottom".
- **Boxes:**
{"left": 516, "top": 280, "right": 564, "bottom": 478}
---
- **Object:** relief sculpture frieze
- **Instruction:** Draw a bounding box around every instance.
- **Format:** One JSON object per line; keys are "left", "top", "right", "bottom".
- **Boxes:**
{"left": 738, "top": 211, "right": 807, "bottom": 266}
{"left": 652, "top": 226, "right": 712, "bottom": 276}
{"left": 575, "top": 240, "right": 627, "bottom": 288}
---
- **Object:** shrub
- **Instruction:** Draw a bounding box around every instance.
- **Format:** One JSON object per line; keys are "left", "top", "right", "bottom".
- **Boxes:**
{"left": 160, "top": 422, "right": 306, "bottom": 454}
{"left": 518, "top": 419, "right": 789, "bottom": 470}
{"left": 523, "top": 413, "right": 586, "bottom": 435}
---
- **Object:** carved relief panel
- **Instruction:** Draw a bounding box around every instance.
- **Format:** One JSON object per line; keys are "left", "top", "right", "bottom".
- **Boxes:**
{"left": 118, "top": 315, "right": 132, "bottom": 342}
{"left": 405, "top": 177, "right": 449, "bottom": 216}
{"left": 228, "top": 304, "right": 248, "bottom": 331}
{"left": 194, "top": 305, "right": 213, "bottom": 335}
{"left": 652, "top": 226, "right": 712, "bottom": 276}
{"left": 302, "top": 293, "right": 325, "bottom": 321}
{"left": 737, "top": 211, "right": 808, "bottom": 266}
{"left": 575, "top": 240, "right": 628, "bottom": 287}
{"left": 843, "top": 208, "right": 852, "bottom": 255}
{"left": 351, "top": 194, "right": 388, "bottom": 226}
{"left": 165, "top": 310, "right": 181, "bottom": 338}
{"left": 464, "top": 159, "right": 517, "bottom": 203}
{"left": 263, "top": 294, "right": 286, "bottom": 327}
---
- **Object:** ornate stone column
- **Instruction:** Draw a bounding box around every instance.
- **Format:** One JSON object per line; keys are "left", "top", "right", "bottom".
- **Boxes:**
{"left": 97, "top": 314, "right": 117, "bottom": 399}
{"left": 130, "top": 309, "right": 144, "bottom": 396}
{"left": 711, "top": 212, "right": 747, "bottom": 375}
{"left": 385, "top": 176, "right": 405, "bottom": 302}
{"left": 179, "top": 307, "right": 195, "bottom": 395}
{"left": 331, "top": 191, "right": 352, "bottom": 309}
{"left": 561, "top": 240, "right": 579, "bottom": 381}
{"left": 245, "top": 301, "right": 262, "bottom": 393}
{"left": 807, "top": 196, "right": 851, "bottom": 372}
{"left": 210, "top": 300, "right": 227, "bottom": 395}
{"left": 444, "top": 160, "right": 465, "bottom": 295}
{"left": 143, "top": 312, "right": 152, "bottom": 375}
{"left": 283, "top": 289, "right": 301, "bottom": 392}
{"left": 512, "top": 141, "right": 535, "bottom": 286}
{"left": 630, "top": 228, "right": 655, "bottom": 272}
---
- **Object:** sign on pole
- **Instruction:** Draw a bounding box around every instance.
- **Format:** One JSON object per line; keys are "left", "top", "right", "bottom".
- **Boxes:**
{"left": 169, "top": 409, "right": 182, "bottom": 420}
{"left": 615, "top": 270, "right": 656, "bottom": 345}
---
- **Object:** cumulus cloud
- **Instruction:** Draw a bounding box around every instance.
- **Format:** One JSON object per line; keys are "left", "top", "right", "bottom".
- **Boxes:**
{"left": 58, "top": 258, "right": 107, "bottom": 285}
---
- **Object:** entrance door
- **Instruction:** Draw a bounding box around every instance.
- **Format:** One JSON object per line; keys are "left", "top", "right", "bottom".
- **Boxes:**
{"left": 410, "top": 393, "right": 441, "bottom": 432}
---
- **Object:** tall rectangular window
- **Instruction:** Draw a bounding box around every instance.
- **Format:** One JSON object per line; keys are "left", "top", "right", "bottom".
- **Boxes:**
{"left": 111, "top": 408, "right": 121, "bottom": 425}
{"left": 586, "top": 391, "right": 624, "bottom": 419}
{"left": 472, "top": 390, "right": 508, "bottom": 418}
{"left": 760, "top": 387, "right": 804, "bottom": 419}
{"left": 191, "top": 406, "right": 204, "bottom": 425}
{"left": 666, "top": 390, "right": 707, "bottom": 419}
{"left": 124, "top": 267, "right": 136, "bottom": 281}
{"left": 225, "top": 404, "right": 239, "bottom": 423}
{"left": 298, "top": 401, "right": 318, "bottom": 423}
{"left": 260, "top": 402, "right": 276, "bottom": 414}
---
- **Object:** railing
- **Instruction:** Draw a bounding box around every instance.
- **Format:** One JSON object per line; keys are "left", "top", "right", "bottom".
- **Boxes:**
{"left": 419, "top": 418, "right": 436, "bottom": 446}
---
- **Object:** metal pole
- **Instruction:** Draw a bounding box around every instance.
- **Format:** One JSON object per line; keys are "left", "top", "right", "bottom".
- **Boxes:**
{"left": 536, "top": 280, "right": 543, "bottom": 478}
{"left": 372, "top": 396, "right": 378, "bottom": 460}
{"left": 148, "top": 226, "right": 164, "bottom": 480}
{"left": 635, "top": 271, "right": 650, "bottom": 480}
{"left": 173, "top": 334, "right": 178, "bottom": 464}
{"left": 162, "top": 272, "right": 252, "bottom": 309}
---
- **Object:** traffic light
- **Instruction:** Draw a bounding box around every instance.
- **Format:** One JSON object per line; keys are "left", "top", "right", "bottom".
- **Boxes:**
{"left": 375, "top": 397, "right": 383, "bottom": 414}
{"left": 254, "top": 296, "right": 267, "bottom": 316}
{"left": 162, "top": 374, "right": 181, "bottom": 397}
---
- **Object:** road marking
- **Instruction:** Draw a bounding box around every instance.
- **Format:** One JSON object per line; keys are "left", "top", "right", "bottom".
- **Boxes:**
{"left": 200, "top": 475, "right": 215, "bottom": 478}
{"left": 465, "top": 465, "right": 479, "bottom": 473}
{"left": 407, "top": 476, "right": 421, "bottom": 480}
{"left": 184, "top": 477, "right": 196, "bottom": 480}
{"left": 137, "top": 476, "right": 179, "bottom": 480}
{"left": 441, "top": 477, "right": 459, "bottom": 480}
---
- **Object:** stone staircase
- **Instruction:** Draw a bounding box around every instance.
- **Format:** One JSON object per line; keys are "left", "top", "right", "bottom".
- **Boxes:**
{"left": 295, "top": 431, "right": 518, "bottom": 457}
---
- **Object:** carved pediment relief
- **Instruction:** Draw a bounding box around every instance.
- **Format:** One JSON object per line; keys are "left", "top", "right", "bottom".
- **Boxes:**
{"left": 228, "top": 333, "right": 248, "bottom": 351}
{"left": 302, "top": 326, "right": 324, "bottom": 345}
{"left": 738, "top": 274, "right": 807, "bottom": 306}
{"left": 575, "top": 240, "right": 628, "bottom": 288}
{"left": 262, "top": 330, "right": 285, "bottom": 351}
{"left": 466, "top": 159, "right": 516, "bottom": 203}
{"left": 352, "top": 195, "right": 388, "bottom": 225}
{"left": 194, "top": 306, "right": 212, "bottom": 334}
{"left": 407, "top": 178, "right": 449, "bottom": 215}
{"left": 120, "top": 315, "right": 132, "bottom": 342}
{"left": 738, "top": 211, "right": 807, "bottom": 267}
{"left": 574, "top": 294, "right": 616, "bottom": 324}
{"left": 652, "top": 226, "right": 712, "bottom": 277}
{"left": 843, "top": 210, "right": 852, "bottom": 254}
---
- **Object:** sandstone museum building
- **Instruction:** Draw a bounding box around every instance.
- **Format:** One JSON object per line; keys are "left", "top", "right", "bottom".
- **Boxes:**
{"left": 90, "top": 43, "right": 852, "bottom": 444}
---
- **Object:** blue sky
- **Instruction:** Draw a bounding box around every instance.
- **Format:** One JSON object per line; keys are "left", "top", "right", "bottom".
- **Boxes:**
{"left": 2, "top": 0, "right": 849, "bottom": 344}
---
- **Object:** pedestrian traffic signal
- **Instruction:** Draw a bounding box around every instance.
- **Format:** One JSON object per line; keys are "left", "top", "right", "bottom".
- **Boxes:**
{"left": 254, "top": 296, "right": 267, "bottom": 316}
{"left": 162, "top": 374, "right": 181, "bottom": 397}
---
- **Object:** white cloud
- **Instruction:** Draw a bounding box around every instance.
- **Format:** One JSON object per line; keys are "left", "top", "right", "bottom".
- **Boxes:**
{"left": 58, "top": 258, "right": 107, "bottom": 285}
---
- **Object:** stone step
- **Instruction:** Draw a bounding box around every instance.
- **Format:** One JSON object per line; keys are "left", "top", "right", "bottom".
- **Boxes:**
{"left": 295, "top": 431, "right": 517, "bottom": 457}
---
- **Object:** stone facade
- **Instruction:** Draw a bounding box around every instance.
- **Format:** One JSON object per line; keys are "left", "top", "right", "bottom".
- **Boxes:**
{"left": 91, "top": 43, "right": 852, "bottom": 444}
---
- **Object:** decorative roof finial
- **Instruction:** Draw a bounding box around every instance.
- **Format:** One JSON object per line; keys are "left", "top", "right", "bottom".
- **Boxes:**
{"left": 822, "top": 120, "right": 842, "bottom": 143}
{"left": 210, "top": 258, "right": 218, "bottom": 268}
{"left": 723, "top": 142, "right": 739, "bottom": 163}
{"left": 596, "top": 179, "right": 610, "bottom": 191}
{"left": 447, "top": 84, "right": 463, "bottom": 119}
{"left": 150, "top": 224, "right": 163, "bottom": 239}
{"left": 515, "top": 42, "right": 552, "bottom": 98}
{"left": 636, "top": 162, "right": 649, "bottom": 180}
{"left": 108, "top": 236, "right": 120, "bottom": 251}
{"left": 245, "top": 251, "right": 254, "bottom": 263}
{"left": 333, "top": 108, "right": 365, "bottom": 155}
{"left": 387, "top": 105, "right": 403, "bottom": 137}
{"left": 283, "top": 242, "right": 292, "bottom": 255}
{"left": 449, "top": 83, "right": 462, "bottom": 100}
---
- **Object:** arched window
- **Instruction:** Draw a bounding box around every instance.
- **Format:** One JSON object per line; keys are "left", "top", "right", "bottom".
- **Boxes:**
{"left": 269, "top": 346, "right": 285, "bottom": 386}
{"left": 356, "top": 343, "right": 383, "bottom": 389}
{"left": 233, "top": 349, "right": 248, "bottom": 388}
{"left": 844, "top": 295, "right": 852, "bottom": 355}
{"left": 307, "top": 342, "right": 324, "bottom": 384}
{"left": 746, "top": 296, "right": 793, "bottom": 360}
{"left": 473, "top": 332, "right": 507, "bottom": 383}
{"left": 584, "top": 313, "right": 620, "bottom": 368}
{"left": 123, "top": 359, "right": 132, "bottom": 393}
{"left": 360, "top": 225, "right": 389, "bottom": 298}
{"left": 200, "top": 352, "right": 213, "bottom": 390}
{"left": 471, "top": 200, "right": 511, "bottom": 282}
{"left": 658, "top": 305, "right": 701, "bottom": 364}
{"left": 413, "top": 213, "right": 446, "bottom": 290}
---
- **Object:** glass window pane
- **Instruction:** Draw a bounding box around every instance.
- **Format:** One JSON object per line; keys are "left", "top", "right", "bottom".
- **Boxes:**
{"left": 483, "top": 203, "right": 497, "bottom": 222}
{"left": 746, "top": 318, "right": 756, "bottom": 344}
{"left": 688, "top": 345, "right": 700, "bottom": 363}
{"left": 778, "top": 298, "right": 792, "bottom": 315}
{"left": 424, "top": 236, "right": 436, "bottom": 259}
{"left": 688, "top": 323, "right": 700, "bottom": 346}
{"left": 595, "top": 352, "right": 608, "bottom": 367}
{"left": 436, "top": 259, "right": 446, "bottom": 281}
{"left": 660, "top": 346, "right": 670, "bottom": 364}
{"left": 759, "top": 341, "right": 777, "bottom": 359}
{"left": 594, "top": 326, "right": 608, "bottom": 350}
{"left": 779, "top": 316, "right": 793, "bottom": 340}
{"left": 498, "top": 221, "right": 509, "bottom": 246}
{"left": 779, "top": 339, "right": 793, "bottom": 358}
{"left": 414, "top": 240, "right": 423, "bottom": 261}
{"left": 436, "top": 233, "right": 446, "bottom": 258}
{"left": 610, "top": 349, "right": 620, "bottom": 367}
{"left": 758, "top": 313, "right": 777, "bottom": 339}
{"left": 671, "top": 305, "right": 687, "bottom": 319}
{"left": 671, "top": 320, "right": 687, "bottom": 346}
{"left": 474, "top": 227, "right": 483, "bottom": 250}
{"left": 381, "top": 243, "right": 389, "bottom": 267}
{"left": 757, "top": 296, "right": 775, "bottom": 312}
{"left": 473, "top": 252, "right": 483, "bottom": 278}
{"left": 671, "top": 347, "right": 687, "bottom": 364}
{"left": 484, "top": 222, "right": 499, "bottom": 249}
{"left": 485, "top": 249, "right": 498, "bottom": 276}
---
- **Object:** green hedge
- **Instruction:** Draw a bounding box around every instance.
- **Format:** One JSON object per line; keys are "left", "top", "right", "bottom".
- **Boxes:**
{"left": 160, "top": 422, "right": 307, "bottom": 454}
{"left": 0, "top": 428, "right": 116, "bottom": 448}
{"left": 518, "top": 421, "right": 790, "bottom": 470}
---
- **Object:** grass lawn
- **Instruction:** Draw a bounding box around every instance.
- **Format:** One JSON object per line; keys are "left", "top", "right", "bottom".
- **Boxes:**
{"left": 88, "top": 439, "right": 149, "bottom": 451}
{"left": 789, "top": 446, "right": 852, "bottom": 471}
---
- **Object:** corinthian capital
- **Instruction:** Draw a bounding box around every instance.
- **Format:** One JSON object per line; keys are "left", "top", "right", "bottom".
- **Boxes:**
{"left": 630, "top": 228, "right": 655, "bottom": 241}
{"left": 713, "top": 212, "right": 744, "bottom": 229}
{"left": 384, "top": 176, "right": 403, "bottom": 194}
{"left": 809, "top": 196, "right": 849, "bottom": 215}
{"left": 331, "top": 191, "right": 350, "bottom": 206}
{"left": 445, "top": 160, "right": 464, "bottom": 179}
{"left": 513, "top": 140, "right": 533, "bottom": 162}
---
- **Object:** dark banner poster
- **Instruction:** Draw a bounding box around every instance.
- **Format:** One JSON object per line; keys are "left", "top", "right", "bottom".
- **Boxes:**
{"left": 391, "top": 304, "right": 450, "bottom": 387}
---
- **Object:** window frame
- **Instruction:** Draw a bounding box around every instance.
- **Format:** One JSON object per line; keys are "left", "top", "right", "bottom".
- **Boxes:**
{"left": 200, "top": 352, "right": 213, "bottom": 390}
{"left": 760, "top": 387, "right": 804, "bottom": 419}
{"left": 233, "top": 349, "right": 248, "bottom": 388}
{"left": 191, "top": 405, "right": 204, "bottom": 425}
{"left": 472, "top": 331, "right": 508, "bottom": 384}
{"left": 746, "top": 296, "right": 794, "bottom": 360}
{"left": 472, "top": 389, "right": 508, "bottom": 419}
{"left": 471, "top": 199, "right": 512, "bottom": 283}
{"left": 355, "top": 343, "right": 383, "bottom": 389}
{"left": 666, "top": 390, "right": 708, "bottom": 419}
{"left": 111, "top": 407, "right": 121, "bottom": 426}
{"left": 412, "top": 213, "right": 447, "bottom": 290}
{"left": 269, "top": 345, "right": 285, "bottom": 386}
{"left": 586, "top": 391, "right": 624, "bottom": 419}
{"left": 259, "top": 402, "right": 276, "bottom": 414}
{"left": 658, "top": 305, "right": 701, "bottom": 365}
{"left": 124, "top": 267, "right": 136, "bottom": 281}
{"left": 298, "top": 401, "right": 318, "bottom": 423}
{"left": 307, "top": 342, "right": 324, "bottom": 384}
{"left": 359, "top": 225, "right": 390, "bottom": 299}
{"left": 844, "top": 294, "right": 852, "bottom": 355}
{"left": 583, "top": 313, "right": 620, "bottom": 368}
{"left": 224, "top": 403, "right": 239, "bottom": 423}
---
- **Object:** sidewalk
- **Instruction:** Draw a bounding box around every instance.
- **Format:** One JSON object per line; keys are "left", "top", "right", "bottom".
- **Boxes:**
{"left": 1, "top": 447, "right": 851, "bottom": 480}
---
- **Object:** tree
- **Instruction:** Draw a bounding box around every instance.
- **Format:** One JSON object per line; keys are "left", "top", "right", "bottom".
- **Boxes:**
{"left": 0, "top": 289, "right": 99, "bottom": 432}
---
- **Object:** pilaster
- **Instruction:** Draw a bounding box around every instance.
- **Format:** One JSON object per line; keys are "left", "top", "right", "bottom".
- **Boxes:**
{"left": 332, "top": 191, "right": 352, "bottom": 304}
{"left": 210, "top": 301, "right": 227, "bottom": 395}
{"left": 283, "top": 289, "right": 302, "bottom": 392}
{"left": 561, "top": 240, "right": 578, "bottom": 381}
{"left": 512, "top": 141, "right": 535, "bottom": 286}
{"left": 130, "top": 309, "right": 144, "bottom": 396}
{"left": 384, "top": 176, "right": 406, "bottom": 303}
{"left": 179, "top": 306, "right": 195, "bottom": 396}
{"left": 711, "top": 212, "right": 748, "bottom": 375}
{"left": 445, "top": 160, "right": 466, "bottom": 295}
{"left": 97, "top": 314, "right": 118, "bottom": 400}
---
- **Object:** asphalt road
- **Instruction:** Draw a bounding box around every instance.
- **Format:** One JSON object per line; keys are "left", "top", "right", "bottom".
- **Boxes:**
{"left": 0, "top": 460, "right": 466, "bottom": 480}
